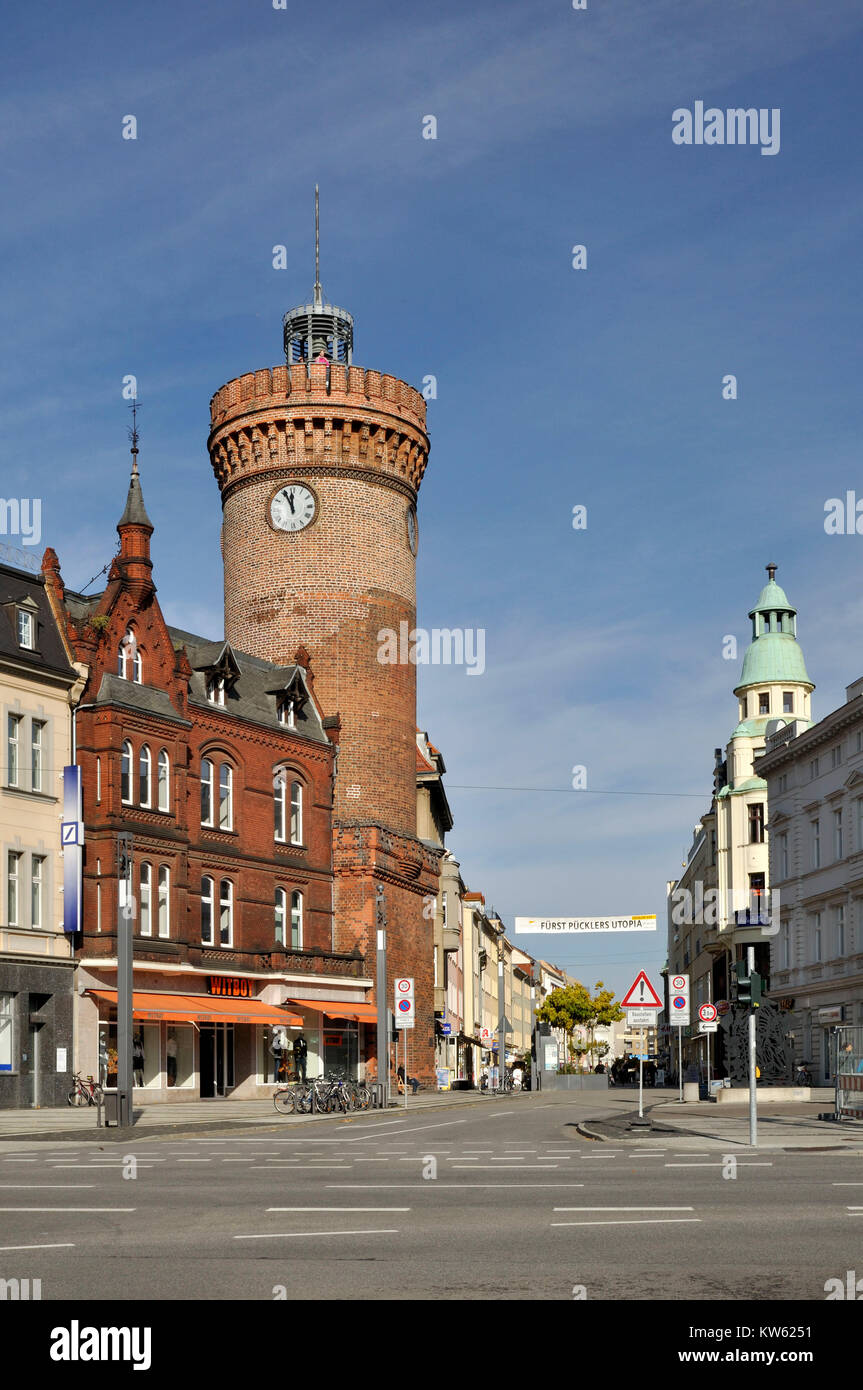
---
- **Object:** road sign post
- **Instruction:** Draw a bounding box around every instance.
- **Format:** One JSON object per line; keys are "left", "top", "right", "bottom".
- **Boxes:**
{"left": 748, "top": 946, "right": 757, "bottom": 1147}
{"left": 621, "top": 972, "right": 661, "bottom": 1125}
{"left": 394, "top": 977, "right": 415, "bottom": 1109}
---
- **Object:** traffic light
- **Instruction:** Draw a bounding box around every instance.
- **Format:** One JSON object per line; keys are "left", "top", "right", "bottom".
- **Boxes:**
{"left": 751, "top": 971, "right": 763, "bottom": 1007}
{"left": 734, "top": 960, "right": 752, "bottom": 1006}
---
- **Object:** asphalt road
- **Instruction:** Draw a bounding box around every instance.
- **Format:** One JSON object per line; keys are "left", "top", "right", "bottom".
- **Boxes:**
{"left": 1, "top": 1093, "right": 862, "bottom": 1301}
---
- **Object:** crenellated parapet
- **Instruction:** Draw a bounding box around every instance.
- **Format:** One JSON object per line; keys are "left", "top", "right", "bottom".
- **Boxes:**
{"left": 208, "top": 363, "right": 429, "bottom": 501}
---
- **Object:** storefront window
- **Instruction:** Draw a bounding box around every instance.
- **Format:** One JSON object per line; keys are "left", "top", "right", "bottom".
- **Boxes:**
{"left": 323, "top": 1021, "right": 358, "bottom": 1078}
{"left": 0, "top": 993, "right": 15, "bottom": 1072}
{"left": 166, "top": 1026, "right": 194, "bottom": 1088}
{"left": 134, "top": 1024, "right": 160, "bottom": 1088}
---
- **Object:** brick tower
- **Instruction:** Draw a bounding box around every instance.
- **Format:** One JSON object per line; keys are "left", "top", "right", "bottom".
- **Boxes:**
{"left": 207, "top": 195, "right": 441, "bottom": 1079}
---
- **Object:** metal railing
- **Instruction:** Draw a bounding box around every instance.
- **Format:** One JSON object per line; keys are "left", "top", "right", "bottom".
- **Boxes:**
{"left": 834, "top": 1026, "right": 863, "bottom": 1122}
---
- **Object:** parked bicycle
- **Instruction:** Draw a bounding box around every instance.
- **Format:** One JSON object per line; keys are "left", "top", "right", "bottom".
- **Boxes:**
{"left": 67, "top": 1071, "right": 104, "bottom": 1107}
{"left": 273, "top": 1074, "right": 373, "bottom": 1116}
{"left": 795, "top": 1063, "right": 814, "bottom": 1086}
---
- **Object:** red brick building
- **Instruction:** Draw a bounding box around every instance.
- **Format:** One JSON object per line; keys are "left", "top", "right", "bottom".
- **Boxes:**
{"left": 43, "top": 459, "right": 375, "bottom": 1100}
{"left": 207, "top": 286, "right": 443, "bottom": 1080}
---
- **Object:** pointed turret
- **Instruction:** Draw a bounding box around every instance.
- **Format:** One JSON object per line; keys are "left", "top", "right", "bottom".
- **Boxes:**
{"left": 733, "top": 564, "right": 813, "bottom": 727}
{"left": 116, "top": 433, "right": 155, "bottom": 597}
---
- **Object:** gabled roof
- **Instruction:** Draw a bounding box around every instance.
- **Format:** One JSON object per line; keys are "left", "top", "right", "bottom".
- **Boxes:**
{"left": 0, "top": 563, "right": 77, "bottom": 681}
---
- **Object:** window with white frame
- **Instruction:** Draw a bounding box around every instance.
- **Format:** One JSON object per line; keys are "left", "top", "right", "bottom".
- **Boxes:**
{"left": 835, "top": 904, "right": 846, "bottom": 958}
{"left": 812, "top": 818, "right": 821, "bottom": 869}
{"left": 290, "top": 781, "right": 302, "bottom": 844}
{"left": 781, "top": 921, "right": 790, "bottom": 969}
{"left": 30, "top": 855, "right": 44, "bottom": 929}
{"left": 0, "top": 993, "right": 13, "bottom": 1072}
{"left": 201, "top": 759, "right": 214, "bottom": 826}
{"left": 206, "top": 676, "right": 225, "bottom": 706}
{"left": 31, "top": 720, "right": 44, "bottom": 792}
{"left": 7, "top": 851, "right": 21, "bottom": 926}
{"left": 157, "top": 750, "right": 170, "bottom": 812}
{"left": 834, "top": 808, "right": 844, "bottom": 860}
{"left": 219, "top": 763, "right": 233, "bottom": 830}
{"left": 96, "top": 756, "right": 101, "bottom": 803}
{"left": 7, "top": 714, "right": 21, "bottom": 787}
{"left": 96, "top": 860, "right": 101, "bottom": 933}
{"left": 783, "top": 691, "right": 794, "bottom": 714}
{"left": 139, "top": 862, "right": 152, "bottom": 936}
{"left": 17, "top": 609, "right": 34, "bottom": 649}
{"left": 278, "top": 698, "right": 296, "bottom": 729}
{"left": 778, "top": 833, "right": 788, "bottom": 880}
{"left": 810, "top": 757, "right": 819, "bottom": 780}
{"left": 832, "top": 745, "right": 842, "bottom": 769}
{"left": 275, "top": 888, "right": 286, "bottom": 946}
{"left": 219, "top": 879, "right": 233, "bottom": 947}
{"left": 139, "top": 745, "right": 151, "bottom": 807}
{"left": 201, "top": 876, "right": 214, "bottom": 945}
{"left": 274, "top": 770, "right": 286, "bottom": 842}
{"left": 118, "top": 630, "right": 142, "bottom": 683}
{"left": 121, "top": 740, "right": 133, "bottom": 804}
{"left": 857, "top": 797, "right": 863, "bottom": 853}
{"left": 813, "top": 911, "right": 822, "bottom": 963}
{"left": 290, "top": 890, "right": 302, "bottom": 948}
{"left": 158, "top": 866, "right": 170, "bottom": 938}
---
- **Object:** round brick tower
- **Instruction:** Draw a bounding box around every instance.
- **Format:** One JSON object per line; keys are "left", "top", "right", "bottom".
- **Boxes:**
{"left": 207, "top": 216, "right": 441, "bottom": 1079}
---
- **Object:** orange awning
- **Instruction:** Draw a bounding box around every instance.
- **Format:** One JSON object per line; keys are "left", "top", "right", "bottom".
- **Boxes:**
{"left": 86, "top": 990, "right": 301, "bottom": 1026}
{"left": 287, "top": 998, "right": 377, "bottom": 1022}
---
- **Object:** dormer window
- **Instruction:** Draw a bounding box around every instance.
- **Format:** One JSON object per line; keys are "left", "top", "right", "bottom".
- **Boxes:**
{"left": 16, "top": 609, "right": 34, "bottom": 649}
{"left": 207, "top": 676, "right": 226, "bottom": 707}
{"left": 278, "top": 698, "right": 296, "bottom": 729}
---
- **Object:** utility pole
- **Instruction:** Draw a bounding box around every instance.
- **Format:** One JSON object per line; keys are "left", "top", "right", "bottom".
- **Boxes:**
{"left": 748, "top": 945, "right": 757, "bottom": 1147}
{"left": 375, "top": 885, "right": 388, "bottom": 1108}
{"left": 116, "top": 833, "right": 134, "bottom": 1128}
{"left": 497, "top": 932, "right": 506, "bottom": 1092}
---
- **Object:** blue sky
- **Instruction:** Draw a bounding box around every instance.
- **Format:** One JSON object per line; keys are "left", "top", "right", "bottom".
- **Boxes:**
{"left": 3, "top": 0, "right": 863, "bottom": 997}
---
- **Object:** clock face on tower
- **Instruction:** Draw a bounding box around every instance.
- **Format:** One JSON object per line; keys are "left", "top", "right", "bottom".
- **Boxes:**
{"left": 269, "top": 483, "right": 317, "bottom": 533}
{"left": 406, "top": 504, "right": 418, "bottom": 556}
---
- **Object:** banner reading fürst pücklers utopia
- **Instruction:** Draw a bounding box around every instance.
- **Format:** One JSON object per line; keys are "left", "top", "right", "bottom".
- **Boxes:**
{"left": 513, "top": 915, "right": 657, "bottom": 933}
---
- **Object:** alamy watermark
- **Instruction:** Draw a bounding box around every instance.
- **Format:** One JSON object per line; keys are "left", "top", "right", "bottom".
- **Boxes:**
{"left": 672, "top": 102, "right": 780, "bottom": 156}
{"left": 670, "top": 882, "right": 779, "bottom": 934}
{"left": 377, "top": 622, "right": 485, "bottom": 676}
{"left": 0, "top": 498, "right": 41, "bottom": 547}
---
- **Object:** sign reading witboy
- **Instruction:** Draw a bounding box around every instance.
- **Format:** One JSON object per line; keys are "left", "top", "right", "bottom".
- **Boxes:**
{"left": 514, "top": 915, "right": 657, "bottom": 934}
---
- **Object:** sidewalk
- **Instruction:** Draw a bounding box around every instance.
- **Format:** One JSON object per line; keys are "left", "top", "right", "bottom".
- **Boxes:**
{"left": 579, "top": 1093, "right": 863, "bottom": 1150}
{"left": 0, "top": 1085, "right": 512, "bottom": 1142}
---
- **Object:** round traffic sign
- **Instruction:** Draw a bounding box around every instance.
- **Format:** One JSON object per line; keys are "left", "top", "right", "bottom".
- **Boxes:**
{"left": 699, "top": 1003, "right": 717, "bottom": 1022}
{"left": 396, "top": 978, "right": 412, "bottom": 993}
{"left": 671, "top": 975, "right": 687, "bottom": 990}
{"left": 672, "top": 995, "right": 687, "bottom": 1010}
{"left": 397, "top": 998, "right": 412, "bottom": 1012}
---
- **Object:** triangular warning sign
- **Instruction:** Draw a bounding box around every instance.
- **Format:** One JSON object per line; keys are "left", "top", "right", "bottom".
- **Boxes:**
{"left": 621, "top": 970, "right": 662, "bottom": 1009}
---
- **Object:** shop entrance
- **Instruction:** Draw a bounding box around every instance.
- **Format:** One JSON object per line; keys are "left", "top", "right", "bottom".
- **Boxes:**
{"left": 199, "top": 1023, "right": 234, "bottom": 1097}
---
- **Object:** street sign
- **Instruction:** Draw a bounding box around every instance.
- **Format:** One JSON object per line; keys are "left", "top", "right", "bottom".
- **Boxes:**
{"left": 440, "top": 1022, "right": 452, "bottom": 1036}
{"left": 698, "top": 1003, "right": 718, "bottom": 1023}
{"left": 626, "top": 1008, "right": 656, "bottom": 1027}
{"left": 698, "top": 1022, "right": 718, "bottom": 1034}
{"left": 394, "top": 977, "right": 415, "bottom": 1029}
{"left": 514, "top": 915, "right": 657, "bottom": 934}
{"left": 621, "top": 971, "right": 662, "bottom": 1009}
{"left": 668, "top": 973, "right": 690, "bottom": 1026}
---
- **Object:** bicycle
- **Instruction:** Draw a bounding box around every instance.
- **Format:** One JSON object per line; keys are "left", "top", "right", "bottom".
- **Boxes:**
{"left": 67, "top": 1071, "right": 104, "bottom": 1107}
{"left": 795, "top": 1064, "right": 813, "bottom": 1086}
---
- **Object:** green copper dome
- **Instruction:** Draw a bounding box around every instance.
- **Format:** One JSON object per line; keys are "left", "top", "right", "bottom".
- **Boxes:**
{"left": 734, "top": 563, "right": 813, "bottom": 693}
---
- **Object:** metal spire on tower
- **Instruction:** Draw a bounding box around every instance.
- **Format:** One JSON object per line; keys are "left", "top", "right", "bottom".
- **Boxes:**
{"left": 282, "top": 187, "right": 354, "bottom": 365}
{"left": 313, "top": 184, "right": 322, "bottom": 310}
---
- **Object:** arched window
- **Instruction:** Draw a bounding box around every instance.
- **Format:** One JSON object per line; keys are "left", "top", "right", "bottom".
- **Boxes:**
{"left": 290, "top": 891, "right": 303, "bottom": 949}
{"left": 158, "top": 866, "right": 170, "bottom": 938}
{"left": 121, "top": 740, "right": 133, "bottom": 804}
{"left": 139, "top": 862, "right": 152, "bottom": 936}
{"left": 118, "top": 630, "right": 142, "bottom": 683}
{"left": 290, "top": 781, "right": 303, "bottom": 845}
{"left": 275, "top": 888, "right": 286, "bottom": 946}
{"left": 274, "top": 770, "right": 286, "bottom": 842}
{"left": 201, "top": 759, "right": 214, "bottom": 826}
{"left": 219, "top": 763, "right": 233, "bottom": 830}
{"left": 157, "top": 750, "right": 170, "bottom": 812}
{"left": 201, "top": 876, "right": 214, "bottom": 944}
{"left": 139, "top": 745, "right": 151, "bottom": 807}
{"left": 219, "top": 879, "right": 233, "bottom": 947}
{"left": 96, "top": 756, "right": 101, "bottom": 804}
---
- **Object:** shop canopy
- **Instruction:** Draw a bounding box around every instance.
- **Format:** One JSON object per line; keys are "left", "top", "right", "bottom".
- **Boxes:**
{"left": 86, "top": 990, "right": 302, "bottom": 1027}
{"left": 287, "top": 998, "right": 377, "bottom": 1023}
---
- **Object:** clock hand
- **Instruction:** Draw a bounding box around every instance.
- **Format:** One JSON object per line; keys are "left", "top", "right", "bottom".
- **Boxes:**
{"left": 286, "top": 490, "right": 296, "bottom": 514}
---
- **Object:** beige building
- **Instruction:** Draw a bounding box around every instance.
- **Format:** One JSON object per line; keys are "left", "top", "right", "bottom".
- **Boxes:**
{"left": 667, "top": 566, "right": 813, "bottom": 1079}
{"left": 0, "top": 560, "right": 85, "bottom": 1107}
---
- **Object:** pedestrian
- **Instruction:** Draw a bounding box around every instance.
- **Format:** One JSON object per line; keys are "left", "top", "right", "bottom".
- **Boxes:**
{"left": 98, "top": 1032, "right": 109, "bottom": 1089}
{"left": 293, "top": 1031, "right": 308, "bottom": 1083}
{"left": 397, "top": 1064, "right": 419, "bottom": 1095}
{"left": 132, "top": 1034, "right": 145, "bottom": 1088}
{"left": 166, "top": 1030, "right": 178, "bottom": 1086}
{"left": 512, "top": 1062, "right": 523, "bottom": 1090}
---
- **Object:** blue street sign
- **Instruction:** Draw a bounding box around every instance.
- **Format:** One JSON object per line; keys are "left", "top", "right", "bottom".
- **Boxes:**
{"left": 441, "top": 1023, "right": 452, "bottom": 1036}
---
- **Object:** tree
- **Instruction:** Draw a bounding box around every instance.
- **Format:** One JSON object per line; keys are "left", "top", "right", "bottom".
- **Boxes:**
{"left": 536, "top": 980, "right": 624, "bottom": 1070}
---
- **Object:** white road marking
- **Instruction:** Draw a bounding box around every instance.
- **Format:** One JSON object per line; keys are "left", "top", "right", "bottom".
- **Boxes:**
{"left": 552, "top": 1218, "right": 701, "bottom": 1228}
{"left": 449, "top": 1164, "right": 557, "bottom": 1170}
{"left": 0, "top": 1242, "right": 75, "bottom": 1251}
{"left": 350, "top": 1121, "right": 468, "bottom": 1140}
{"left": 234, "top": 1229, "right": 399, "bottom": 1240}
{"left": 326, "top": 1183, "right": 584, "bottom": 1189}
{"left": 267, "top": 1207, "right": 410, "bottom": 1212}
{"left": 665, "top": 1162, "right": 773, "bottom": 1168}
{"left": 554, "top": 1206, "right": 695, "bottom": 1212}
{"left": 0, "top": 1207, "right": 136, "bottom": 1212}
{"left": 249, "top": 1165, "right": 348, "bottom": 1170}
{"left": 0, "top": 1185, "right": 96, "bottom": 1190}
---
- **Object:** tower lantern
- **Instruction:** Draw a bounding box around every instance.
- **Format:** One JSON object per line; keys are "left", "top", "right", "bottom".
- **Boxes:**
{"left": 282, "top": 187, "right": 354, "bottom": 364}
